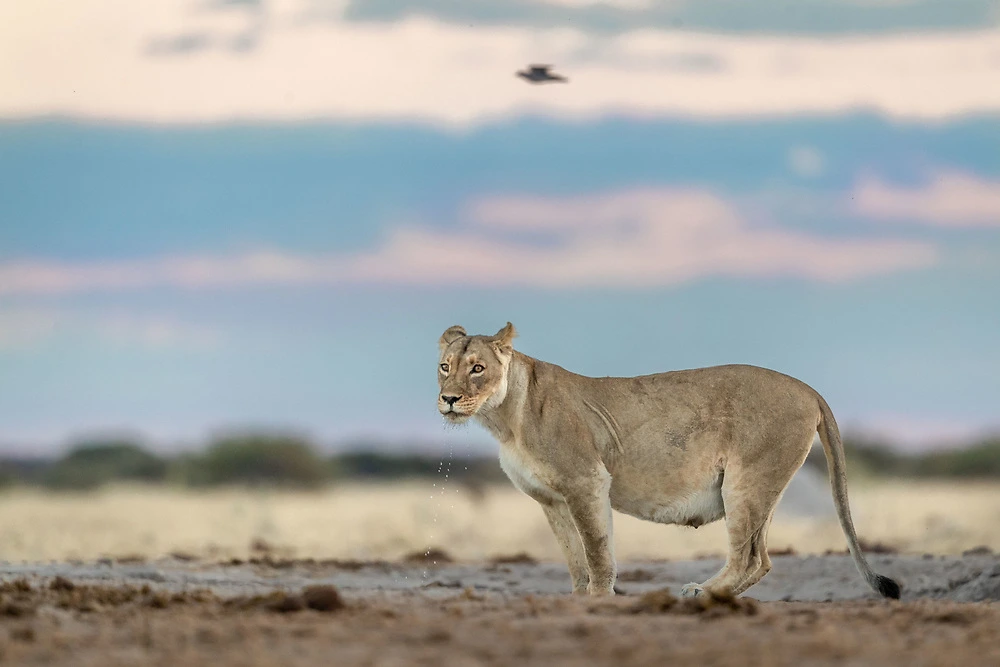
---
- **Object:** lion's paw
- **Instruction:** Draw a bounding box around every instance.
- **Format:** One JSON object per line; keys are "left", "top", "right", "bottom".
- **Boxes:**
{"left": 680, "top": 583, "right": 705, "bottom": 598}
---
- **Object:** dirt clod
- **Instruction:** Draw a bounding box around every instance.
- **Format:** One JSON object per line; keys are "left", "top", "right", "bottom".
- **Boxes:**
{"left": 858, "top": 539, "right": 898, "bottom": 554}
{"left": 229, "top": 585, "right": 345, "bottom": 614}
{"left": 962, "top": 546, "right": 993, "bottom": 557}
{"left": 403, "top": 548, "right": 454, "bottom": 564}
{"left": 489, "top": 553, "right": 537, "bottom": 565}
{"left": 322, "top": 559, "right": 391, "bottom": 571}
{"left": 250, "top": 538, "right": 275, "bottom": 554}
{"left": 49, "top": 576, "right": 75, "bottom": 591}
{"left": 301, "top": 585, "right": 344, "bottom": 612}
{"left": 630, "top": 588, "right": 679, "bottom": 613}
{"left": 114, "top": 554, "right": 147, "bottom": 565}
{"left": 265, "top": 592, "right": 306, "bottom": 613}
{"left": 1, "top": 601, "right": 35, "bottom": 618}
{"left": 629, "top": 587, "right": 760, "bottom": 617}
{"left": 0, "top": 579, "right": 32, "bottom": 593}
{"left": 144, "top": 592, "right": 171, "bottom": 609}
{"left": 169, "top": 551, "right": 198, "bottom": 562}
{"left": 769, "top": 546, "right": 797, "bottom": 556}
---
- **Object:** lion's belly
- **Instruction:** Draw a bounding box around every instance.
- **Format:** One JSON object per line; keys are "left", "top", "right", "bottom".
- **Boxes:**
{"left": 609, "top": 471, "right": 725, "bottom": 528}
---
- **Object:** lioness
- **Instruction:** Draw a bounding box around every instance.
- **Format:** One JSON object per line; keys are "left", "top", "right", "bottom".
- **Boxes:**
{"left": 437, "top": 322, "right": 901, "bottom": 599}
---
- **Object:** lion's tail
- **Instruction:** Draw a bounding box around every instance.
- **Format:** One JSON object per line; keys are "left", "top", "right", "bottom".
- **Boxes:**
{"left": 816, "top": 395, "right": 901, "bottom": 599}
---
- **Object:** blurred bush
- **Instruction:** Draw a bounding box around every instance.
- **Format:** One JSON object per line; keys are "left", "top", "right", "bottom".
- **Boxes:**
{"left": 0, "top": 457, "right": 51, "bottom": 489}
{"left": 335, "top": 451, "right": 505, "bottom": 483}
{"left": 176, "top": 433, "right": 332, "bottom": 489}
{"left": 909, "top": 438, "right": 1000, "bottom": 477}
{"left": 42, "top": 440, "right": 168, "bottom": 490}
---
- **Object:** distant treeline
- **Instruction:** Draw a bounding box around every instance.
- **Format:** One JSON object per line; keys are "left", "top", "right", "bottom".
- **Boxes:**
{"left": 0, "top": 432, "right": 998, "bottom": 491}
{"left": 804, "top": 435, "right": 1000, "bottom": 480}
{"left": 0, "top": 434, "right": 507, "bottom": 491}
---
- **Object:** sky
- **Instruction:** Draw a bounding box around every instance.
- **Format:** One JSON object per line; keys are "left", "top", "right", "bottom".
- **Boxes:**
{"left": 1, "top": 0, "right": 999, "bottom": 455}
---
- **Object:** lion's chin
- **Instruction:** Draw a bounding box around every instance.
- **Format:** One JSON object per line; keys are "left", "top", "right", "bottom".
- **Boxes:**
{"left": 441, "top": 411, "right": 472, "bottom": 425}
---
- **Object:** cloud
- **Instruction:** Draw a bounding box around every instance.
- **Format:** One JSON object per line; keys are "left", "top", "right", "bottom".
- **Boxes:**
{"left": 851, "top": 169, "right": 1000, "bottom": 227}
{"left": 0, "top": 254, "right": 348, "bottom": 295}
{"left": 0, "top": 308, "right": 221, "bottom": 350}
{"left": 345, "top": 0, "right": 998, "bottom": 35}
{"left": 1, "top": 0, "right": 999, "bottom": 125}
{"left": 420, "top": 189, "right": 937, "bottom": 286}
{"left": 0, "top": 189, "right": 937, "bottom": 294}
{"left": 145, "top": 32, "right": 216, "bottom": 56}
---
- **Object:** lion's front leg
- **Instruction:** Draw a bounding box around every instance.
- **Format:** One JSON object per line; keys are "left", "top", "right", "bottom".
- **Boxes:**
{"left": 563, "top": 470, "right": 616, "bottom": 596}
{"left": 541, "top": 501, "right": 590, "bottom": 594}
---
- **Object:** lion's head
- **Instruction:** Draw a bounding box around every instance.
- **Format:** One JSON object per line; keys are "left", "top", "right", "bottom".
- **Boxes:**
{"left": 437, "top": 322, "right": 517, "bottom": 423}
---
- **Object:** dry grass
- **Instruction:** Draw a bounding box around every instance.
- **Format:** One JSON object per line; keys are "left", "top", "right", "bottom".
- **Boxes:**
{"left": 0, "top": 480, "right": 997, "bottom": 562}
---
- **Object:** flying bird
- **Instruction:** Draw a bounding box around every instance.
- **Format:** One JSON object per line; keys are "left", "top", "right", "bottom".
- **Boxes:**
{"left": 516, "top": 64, "right": 568, "bottom": 84}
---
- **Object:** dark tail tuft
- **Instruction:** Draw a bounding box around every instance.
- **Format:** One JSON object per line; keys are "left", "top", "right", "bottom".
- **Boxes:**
{"left": 874, "top": 574, "right": 901, "bottom": 600}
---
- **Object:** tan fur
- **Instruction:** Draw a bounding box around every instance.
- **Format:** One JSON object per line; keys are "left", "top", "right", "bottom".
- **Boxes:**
{"left": 437, "top": 323, "right": 900, "bottom": 599}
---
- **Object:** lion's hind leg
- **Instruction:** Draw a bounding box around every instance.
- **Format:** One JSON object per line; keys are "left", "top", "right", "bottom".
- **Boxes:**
{"left": 680, "top": 455, "right": 802, "bottom": 598}
{"left": 730, "top": 507, "right": 775, "bottom": 595}
{"left": 680, "top": 497, "right": 772, "bottom": 599}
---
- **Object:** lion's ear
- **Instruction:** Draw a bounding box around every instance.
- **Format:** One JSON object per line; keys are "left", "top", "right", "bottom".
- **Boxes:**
{"left": 439, "top": 325, "right": 467, "bottom": 351}
{"left": 492, "top": 322, "right": 517, "bottom": 354}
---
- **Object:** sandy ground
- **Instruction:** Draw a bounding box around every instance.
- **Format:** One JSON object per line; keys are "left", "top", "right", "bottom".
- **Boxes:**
{"left": 1, "top": 552, "right": 999, "bottom": 666}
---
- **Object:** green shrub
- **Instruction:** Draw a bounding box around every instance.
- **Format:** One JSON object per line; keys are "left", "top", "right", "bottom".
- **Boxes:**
{"left": 910, "top": 438, "right": 1000, "bottom": 478}
{"left": 333, "top": 451, "right": 505, "bottom": 485}
{"left": 182, "top": 433, "right": 331, "bottom": 488}
{"left": 43, "top": 441, "right": 167, "bottom": 490}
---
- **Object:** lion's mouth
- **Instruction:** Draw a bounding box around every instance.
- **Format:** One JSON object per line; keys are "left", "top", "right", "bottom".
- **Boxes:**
{"left": 440, "top": 408, "right": 472, "bottom": 422}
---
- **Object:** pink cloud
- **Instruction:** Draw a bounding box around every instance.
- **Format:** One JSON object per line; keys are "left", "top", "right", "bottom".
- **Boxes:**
{"left": 0, "top": 254, "right": 321, "bottom": 294}
{"left": 851, "top": 169, "right": 1000, "bottom": 228}
{"left": 0, "top": 308, "right": 221, "bottom": 349}
{"left": 425, "top": 188, "right": 936, "bottom": 286}
{"left": 0, "top": 189, "right": 937, "bottom": 294}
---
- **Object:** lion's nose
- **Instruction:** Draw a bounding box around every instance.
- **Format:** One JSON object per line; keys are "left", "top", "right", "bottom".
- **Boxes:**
{"left": 441, "top": 394, "right": 461, "bottom": 406}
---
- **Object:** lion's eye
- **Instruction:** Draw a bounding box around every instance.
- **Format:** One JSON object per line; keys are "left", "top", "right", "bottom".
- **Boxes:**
{"left": 471, "top": 364, "right": 485, "bottom": 374}
{"left": 439, "top": 363, "right": 450, "bottom": 373}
